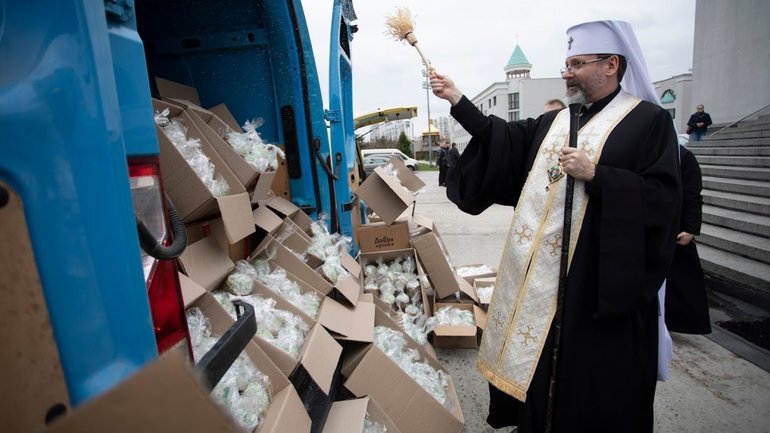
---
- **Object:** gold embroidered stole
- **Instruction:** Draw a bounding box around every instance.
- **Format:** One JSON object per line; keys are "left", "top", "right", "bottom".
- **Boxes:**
{"left": 477, "top": 92, "right": 641, "bottom": 401}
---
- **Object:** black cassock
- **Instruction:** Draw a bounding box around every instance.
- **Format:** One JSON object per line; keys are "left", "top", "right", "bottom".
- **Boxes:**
{"left": 446, "top": 87, "right": 681, "bottom": 433}
{"left": 665, "top": 146, "right": 711, "bottom": 334}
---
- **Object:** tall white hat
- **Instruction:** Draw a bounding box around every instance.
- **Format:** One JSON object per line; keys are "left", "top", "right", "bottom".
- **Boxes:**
{"left": 565, "top": 20, "right": 660, "bottom": 106}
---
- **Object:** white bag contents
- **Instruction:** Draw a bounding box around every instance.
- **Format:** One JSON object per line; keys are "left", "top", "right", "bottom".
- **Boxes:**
{"left": 225, "top": 118, "right": 285, "bottom": 173}
{"left": 363, "top": 413, "right": 388, "bottom": 433}
{"left": 435, "top": 306, "right": 475, "bottom": 326}
{"left": 155, "top": 108, "right": 230, "bottom": 196}
{"left": 218, "top": 292, "right": 309, "bottom": 359}
{"left": 373, "top": 326, "right": 452, "bottom": 409}
{"left": 186, "top": 307, "right": 272, "bottom": 432}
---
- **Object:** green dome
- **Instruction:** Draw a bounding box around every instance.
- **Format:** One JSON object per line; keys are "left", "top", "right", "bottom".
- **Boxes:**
{"left": 506, "top": 45, "right": 532, "bottom": 69}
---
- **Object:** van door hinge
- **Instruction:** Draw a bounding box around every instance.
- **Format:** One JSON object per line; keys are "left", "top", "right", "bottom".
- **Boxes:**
{"left": 324, "top": 109, "right": 341, "bottom": 123}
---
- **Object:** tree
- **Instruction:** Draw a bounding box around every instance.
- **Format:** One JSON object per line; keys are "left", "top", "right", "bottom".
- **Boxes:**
{"left": 397, "top": 131, "right": 413, "bottom": 157}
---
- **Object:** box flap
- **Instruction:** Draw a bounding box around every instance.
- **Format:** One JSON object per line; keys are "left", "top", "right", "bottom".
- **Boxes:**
{"left": 214, "top": 192, "right": 256, "bottom": 244}
{"left": 42, "top": 353, "right": 243, "bottom": 433}
{"left": 266, "top": 237, "right": 333, "bottom": 294}
{"left": 321, "top": 398, "right": 367, "bottom": 433}
{"left": 411, "top": 233, "right": 461, "bottom": 300}
{"left": 474, "top": 305, "right": 488, "bottom": 331}
{"left": 354, "top": 168, "right": 414, "bottom": 226}
{"left": 179, "top": 272, "right": 207, "bottom": 308}
{"left": 265, "top": 195, "right": 301, "bottom": 217}
{"left": 333, "top": 273, "right": 362, "bottom": 307}
{"left": 251, "top": 170, "right": 277, "bottom": 204}
{"left": 179, "top": 237, "right": 234, "bottom": 291}
{"left": 339, "top": 251, "right": 362, "bottom": 279}
{"left": 259, "top": 385, "right": 311, "bottom": 433}
{"left": 318, "top": 299, "right": 374, "bottom": 343}
{"left": 155, "top": 77, "right": 201, "bottom": 106}
{"left": 254, "top": 205, "right": 283, "bottom": 235}
{"left": 300, "top": 324, "right": 343, "bottom": 395}
{"left": 387, "top": 156, "right": 425, "bottom": 192}
{"left": 474, "top": 277, "right": 496, "bottom": 305}
{"left": 456, "top": 275, "right": 480, "bottom": 303}
{"left": 208, "top": 103, "right": 243, "bottom": 132}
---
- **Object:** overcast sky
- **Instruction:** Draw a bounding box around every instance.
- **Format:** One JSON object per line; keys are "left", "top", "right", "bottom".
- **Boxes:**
{"left": 303, "top": 0, "right": 695, "bottom": 135}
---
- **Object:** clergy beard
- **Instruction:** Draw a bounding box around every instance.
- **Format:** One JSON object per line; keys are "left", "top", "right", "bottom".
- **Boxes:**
{"left": 565, "top": 68, "right": 608, "bottom": 104}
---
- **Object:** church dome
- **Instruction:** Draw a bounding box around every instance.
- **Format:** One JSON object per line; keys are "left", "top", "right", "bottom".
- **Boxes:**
{"left": 505, "top": 44, "right": 532, "bottom": 79}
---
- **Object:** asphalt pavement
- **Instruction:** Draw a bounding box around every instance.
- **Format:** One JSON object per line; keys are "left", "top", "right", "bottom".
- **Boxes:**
{"left": 409, "top": 170, "right": 770, "bottom": 433}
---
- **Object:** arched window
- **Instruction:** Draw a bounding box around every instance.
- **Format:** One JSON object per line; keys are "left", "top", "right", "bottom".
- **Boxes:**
{"left": 660, "top": 89, "right": 676, "bottom": 104}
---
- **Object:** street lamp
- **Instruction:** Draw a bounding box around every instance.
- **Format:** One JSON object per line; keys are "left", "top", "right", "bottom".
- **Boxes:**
{"left": 421, "top": 69, "right": 433, "bottom": 166}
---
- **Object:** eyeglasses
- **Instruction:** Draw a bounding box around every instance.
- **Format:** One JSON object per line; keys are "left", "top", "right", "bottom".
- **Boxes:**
{"left": 560, "top": 56, "right": 610, "bottom": 75}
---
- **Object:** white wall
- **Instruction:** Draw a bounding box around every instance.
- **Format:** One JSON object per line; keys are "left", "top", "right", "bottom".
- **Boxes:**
{"left": 692, "top": 0, "right": 770, "bottom": 124}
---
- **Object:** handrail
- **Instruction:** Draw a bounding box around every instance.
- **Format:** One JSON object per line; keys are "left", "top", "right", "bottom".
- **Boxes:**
{"left": 710, "top": 103, "right": 770, "bottom": 137}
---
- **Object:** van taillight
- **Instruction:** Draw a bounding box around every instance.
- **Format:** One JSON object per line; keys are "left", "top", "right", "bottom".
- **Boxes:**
{"left": 128, "top": 157, "right": 191, "bottom": 357}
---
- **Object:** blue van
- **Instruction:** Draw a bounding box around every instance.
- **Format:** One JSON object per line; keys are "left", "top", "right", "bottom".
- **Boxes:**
{"left": 0, "top": 0, "right": 359, "bottom": 430}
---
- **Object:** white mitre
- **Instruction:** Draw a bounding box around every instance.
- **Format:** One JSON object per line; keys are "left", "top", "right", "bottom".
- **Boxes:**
{"left": 566, "top": 20, "right": 660, "bottom": 106}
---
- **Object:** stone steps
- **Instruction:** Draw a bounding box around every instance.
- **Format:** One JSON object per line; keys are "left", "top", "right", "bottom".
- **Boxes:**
{"left": 695, "top": 155, "right": 770, "bottom": 167}
{"left": 703, "top": 205, "right": 770, "bottom": 238}
{"left": 698, "top": 223, "right": 770, "bottom": 265}
{"left": 702, "top": 176, "right": 770, "bottom": 198}
{"left": 699, "top": 243, "right": 770, "bottom": 292}
{"left": 691, "top": 114, "right": 770, "bottom": 301}
{"left": 691, "top": 146, "right": 770, "bottom": 156}
{"left": 702, "top": 189, "right": 770, "bottom": 215}
{"left": 699, "top": 165, "right": 770, "bottom": 181}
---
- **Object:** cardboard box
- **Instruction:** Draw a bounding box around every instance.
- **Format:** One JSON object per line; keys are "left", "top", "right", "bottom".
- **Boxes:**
{"left": 152, "top": 99, "right": 253, "bottom": 233}
{"left": 262, "top": 195, "right": 315, "bottom": 235}
{"left": 252, "top": 235, "right": 360, "bottom": 308}
{"left": 357, "top": 220, "right": 410, "bottom": 253}
{"left": 253, "top": 205, "right": 284, "bottom": 237}
{"left": 411, "top": 232, "right": 478, "bottom": 302}
{"left": 342, "top": 308, "right": 464, "bottom": 433}
{"left": 41, "top": 353, "right": 254, "bottom": 433}
{"left": 455, "top": 263, "right": 498, "bottom": 284}
{"left": 474, "top": 276, "right": 496, "bottom": 307}
{"left": 358, "top": 248, "right": 431, "bottom": 317}
{"left": 321, "top": 397, "right": 402, "bottom": 433}
{"left": 156, "top": 77, "right": 201, "bottom": 106}
{"left": 354, "top": 157, "right": 425, "bottom": 226}
{"left": 432, "top": 303, "right": 486, "bottom": 349}
{"left": 179, "top": 236, "right": 236, "bottom": 291}
{"left": 181, "top": 285, "right": 312, "bottom": 433}
{"left": 209, "top": 102, "right": 243, "bottom": 132}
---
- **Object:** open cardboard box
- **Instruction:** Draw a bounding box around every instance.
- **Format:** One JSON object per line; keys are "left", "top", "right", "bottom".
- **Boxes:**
{"left": 431, "top": 302, "right": 487, "bottom": 349}
{"left": 357, "top": 219, "right": 410, "bottom": 254}
{"left": 321, "top": 397, "right": 401, "bottom": 433}
{"left": 152, "top": 99, "right": 254, "bottom": 235}
{"left": 181, "top": 279, "right": 312, "bottom": 433}
{"left": 354, "top": 157, "right": 425, "bottom": 226}
{"left": 341, "top": 308, "right": 465, "bottom": 433}
{"left": 474, "top": 276, "right": 497, "bottom": 308}
{"left": 410, "top": 231, "right": 478, "bottom": 302}
{"left": 40, "top": 353, "right": 257, "bottom": 433}
{"left": 155, "top": 78, "right": 276, "bottom": 203}
{"left": 252, "top": 235, "right": 361, "bottom": 308}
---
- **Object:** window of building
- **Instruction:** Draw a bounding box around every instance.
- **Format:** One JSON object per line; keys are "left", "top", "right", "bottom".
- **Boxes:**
{"left": 493, "top": 96, "right": 497, "bottom": 106}
{"left": 509, "top": 111, "right": 520, "bottom": 121}
{"left": 509, "top": 93, "right": 520, "bottom": 110}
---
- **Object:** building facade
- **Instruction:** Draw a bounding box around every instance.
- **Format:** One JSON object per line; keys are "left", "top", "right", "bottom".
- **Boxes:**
{"left": 654, "top": 73, "right": 693, "bottom": 134}
{"left": 449, "top": 45, "right": 565, "bottom": 150}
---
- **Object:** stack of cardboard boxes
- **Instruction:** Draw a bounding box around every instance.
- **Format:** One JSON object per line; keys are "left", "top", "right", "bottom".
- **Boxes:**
{"left": 143, "top": 78, "right": 499, "bottom": 433}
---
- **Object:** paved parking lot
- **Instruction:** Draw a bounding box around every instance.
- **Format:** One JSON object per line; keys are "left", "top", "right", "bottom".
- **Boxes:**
{"left": 411, "top": 170, "right": 770, "bottom": 433}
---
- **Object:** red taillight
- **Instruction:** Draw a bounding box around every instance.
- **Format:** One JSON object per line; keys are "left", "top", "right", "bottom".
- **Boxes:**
{"left": 128, "top": 156, "right": 192, "bottom": 358}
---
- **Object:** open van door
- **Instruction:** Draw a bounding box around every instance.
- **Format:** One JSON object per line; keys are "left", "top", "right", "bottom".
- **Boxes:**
{"left": 326, "top": 0, "right": 360, "bottom": 242}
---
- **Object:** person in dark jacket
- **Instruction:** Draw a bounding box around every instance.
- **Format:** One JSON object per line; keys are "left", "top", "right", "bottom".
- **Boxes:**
{"left": 687, "top": 104, "right": 712, "bottom": 142}
{"left": 446, "top": 142, "right": 461, "bottom": 173}
{"left": 665, "top": 144, "right": 711, "bottom": 334}
{"left": 437, "top": 141, "right": 449, "bottom": 186}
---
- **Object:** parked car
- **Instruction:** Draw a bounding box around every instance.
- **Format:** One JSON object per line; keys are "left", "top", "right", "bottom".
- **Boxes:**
{"left": 363, "top": 154, "right": 396, "bottom": 176}
{"left": 361, "top": 148, "right": 419, "bottom": 171}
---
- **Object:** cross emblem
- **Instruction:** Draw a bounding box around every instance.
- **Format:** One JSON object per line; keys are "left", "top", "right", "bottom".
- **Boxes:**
{"left": 568, "top": 36, "right": 574, "bottom": 50}
{"left": 518, "top": 324, "right": 537, "bottom": 346}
